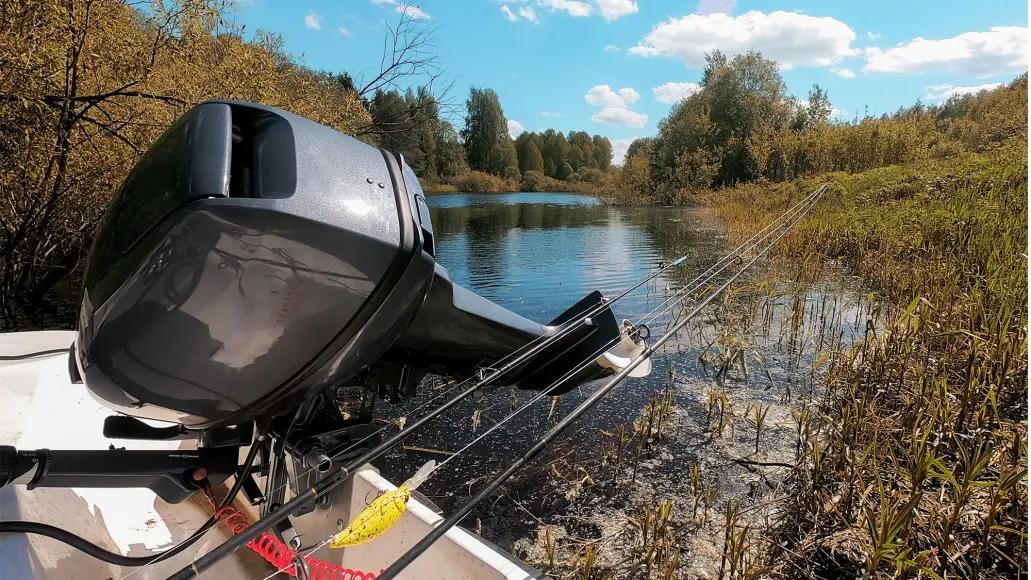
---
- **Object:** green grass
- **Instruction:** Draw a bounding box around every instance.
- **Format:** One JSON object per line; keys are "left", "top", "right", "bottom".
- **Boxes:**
{"left": 702, "top": 139, "right": 1028, "bottom": 579}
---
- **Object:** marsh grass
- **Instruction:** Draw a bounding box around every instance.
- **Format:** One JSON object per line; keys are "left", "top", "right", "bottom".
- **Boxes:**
{"left": 703, "top": 141, "right": 1029, "bottom": 578}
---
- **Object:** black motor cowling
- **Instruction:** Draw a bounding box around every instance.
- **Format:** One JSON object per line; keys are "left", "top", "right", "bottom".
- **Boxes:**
{"left": 75, "top": 101, "right": 619, "bottom": 429}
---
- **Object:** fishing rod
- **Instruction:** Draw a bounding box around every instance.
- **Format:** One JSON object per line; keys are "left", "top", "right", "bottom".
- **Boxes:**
{"left": 0, "top": 99, "right": 826, "bottom": 580}
{"left": 205, "top": 184, "right": 816, "bottom": 580}
{"left": 375, "top": 186, "right": 825, "bottom": 579}
{"left": 637, "top": 184, "right": 827, "bottom": 329}
{"left": 423, "top": 188, "right": 832, "bottom": 466}
{"left": 208, "top": 184, "right": 826, "bottom": 580}
{"left": 164, "top": 252, "right": 693, "bottom": 580}
{"left": 165, "top": 185, "right": 826, "bottom": 580}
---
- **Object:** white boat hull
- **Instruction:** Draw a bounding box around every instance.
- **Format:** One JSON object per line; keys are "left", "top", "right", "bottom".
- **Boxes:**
{"left": 0, "top": 331, "right": 544, "bottom": 579}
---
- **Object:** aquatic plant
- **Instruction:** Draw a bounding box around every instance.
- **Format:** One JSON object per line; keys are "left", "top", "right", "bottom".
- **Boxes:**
{"left": 704, "top": 139, "right": 1029, "bottom": 578}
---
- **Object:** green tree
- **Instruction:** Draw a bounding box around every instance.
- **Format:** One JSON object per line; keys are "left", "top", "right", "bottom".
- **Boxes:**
{"left": 567, "top": 131, "right": 594, "bottom": 171}
{"left": 592, "top": 135, "right": 613, "bottom": 170}
{"left": 435, "top": 122, "right": 468, "bottom": 183}
{"left": 371, "top": 89, "right": 415, "bottom": 159}
{"left": 413, "top": 87, "right": 439, "bottom": 182}
{"left": 624, "top": 137, "right": 654, "bottom": 161}
{"left": 515, "top": 132, "right": 545, "bottom": 173}
{"left": 462, "top": 87, "right": 514, "bottom": 176}
{"left": 541, "top": 129, "right": 569, "bottom": 178}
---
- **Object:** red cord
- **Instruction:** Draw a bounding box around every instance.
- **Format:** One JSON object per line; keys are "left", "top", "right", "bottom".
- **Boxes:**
{"left": 214, "top": 506, "right": 377, "bottom": 580}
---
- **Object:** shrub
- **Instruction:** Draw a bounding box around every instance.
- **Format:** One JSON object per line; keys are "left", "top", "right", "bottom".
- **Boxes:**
{"left": 582, "top": 168, "right": 606, "bottom": 184}
{"left": 519, "top": 170, "right": 547, "bottom": 192}
{"left": 454, "top": 171, "right": 507, "bottom": 192}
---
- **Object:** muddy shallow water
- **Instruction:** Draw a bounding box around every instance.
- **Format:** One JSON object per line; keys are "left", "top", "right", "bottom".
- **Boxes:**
{"left": 371, "top": 193, "right": 880, "bottom": 578}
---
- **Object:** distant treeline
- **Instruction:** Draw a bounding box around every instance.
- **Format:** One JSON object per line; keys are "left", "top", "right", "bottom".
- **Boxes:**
{"left": 605, "top": 50, "right": 1028, "bottom": 205}
{"left": 365, "top": 85, "right": 613, "bottom": 193}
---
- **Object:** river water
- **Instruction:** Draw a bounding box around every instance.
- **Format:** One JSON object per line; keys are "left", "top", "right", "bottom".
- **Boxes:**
{"left": 9, "top": 189, "right": 876, "bottom": 575}
{"left": 372, "top": 192, "right": 877, "bottom": 576}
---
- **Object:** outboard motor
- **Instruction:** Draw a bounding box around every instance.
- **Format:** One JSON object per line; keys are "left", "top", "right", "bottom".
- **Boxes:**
{"left": 1, "top": 102, "right": 647, "bottom": 516}
{"left": 74, "top": 100, "right": 624, "bottom": 429}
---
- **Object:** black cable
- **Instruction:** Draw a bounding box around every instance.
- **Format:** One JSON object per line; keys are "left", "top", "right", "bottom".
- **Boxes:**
{"left": 0, "top": 348, "right": 69, "bottom": 361}
{"left": 0, "top": 522, "right": 159, "bottom": 567}
{"left": 0, "top": 436, "right": 265, "bottom": 567}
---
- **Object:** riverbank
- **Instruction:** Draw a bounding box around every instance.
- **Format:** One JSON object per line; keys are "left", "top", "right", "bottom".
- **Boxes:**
{"left": 477, "top": 143, "right": 1027, "bottom": 580}
{"left": 700, "top": 143, "right": 1028, "bottom": 578}
{"left": 421, "top": 170, "right": 603, "bottom": 195}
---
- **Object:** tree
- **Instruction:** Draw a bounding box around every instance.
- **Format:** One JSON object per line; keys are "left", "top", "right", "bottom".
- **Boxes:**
{"left": 592, "top": 135, "right": 613, "bottom": 170}
{"left": 371, "top": 89, "right": 417, "bottom": 160}
{"left": 462, "top": 87, "right": 513, "bottom": 176}
{"left": 515, "top": 132, "right": 544, "bottom": 173}
{"left": 625, "top": 138, "right": 654, "bottom": 161}
{"left": 540, "top": 129, "right": 569, "bottom": 178}
{"left": 567, "top": 131, "right": 594, "bottom": 171}
{"left": 806, "top": 84, "right": 832, "bottom": 126}
{"left": 434, "top": 122, "right": 467, "bottom": 183}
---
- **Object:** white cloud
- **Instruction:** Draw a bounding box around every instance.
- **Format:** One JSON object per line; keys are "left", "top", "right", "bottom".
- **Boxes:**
{"left": 653, "top": 81, "right": 701, "bottom": 104}
{"left": 304, "top": 12, "right": 322, "bottom": 29}
{"left": 518, "top": 6, "right": 538, "bottom": 22}
{"left": 585, "top": 84, "right": 640, "bottom": 108}
{"left": 595, "top": 0, "right": 638, "bottom": 20}
{"left": 610, "top": 137, "right": 638, "bottom": 165}
{"left": 537, "top": 0, "right": 592, "bottom": 18}
{"left": 338, "top": 27, "right": 353, "bottom": 36}
{"left": 866, "top": 31, "right": 881, "bottom": 41}
{"left": 592, "top": 108, "right": 648, "bottom": 127}
{"left": 925, "top": 82, "right": 1003, "bottom": 101}
{"left": 830, "top": 67, "right": 856, "bottom": 78}
{"left": 508, "top": 119, "right": 526, "bottom": 137}
{"left": 501, "top": 5, "right": 518, "bottom": 20}
{"left": 371, "top": 0, "right": 397, "bottom": 4}
{"left": 541, "top": 110, "right": 567, "bottom": 117}
{"left": 696, "top": 0, "right": 734, "bottom": 15}
{"left": 864, "top": 26, "right": 1027, "bottom": 77}
{"left": 586, "top": 85, "right": 647, "bottom": 127}
{"left": 397, "top": 4, "right": 430, "bottom": 19}
{"left": 604, "top": 45, "right": 619, "bottom": 52}
{"left": 630, "top": 10, "right": 860, "bottom": 69}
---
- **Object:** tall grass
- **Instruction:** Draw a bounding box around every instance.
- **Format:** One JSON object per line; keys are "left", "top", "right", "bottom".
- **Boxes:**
{"left": 702, "top": 140, "right": 1028, "bottom": 578}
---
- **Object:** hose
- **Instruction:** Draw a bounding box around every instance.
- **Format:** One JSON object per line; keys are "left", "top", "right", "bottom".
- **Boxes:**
{"left": 0, "top": 521, "right": 169, "bottom": 567}
{"left": 0, "top": 348, "right": 69, "bottom": 361}
{"left": 0, "top": 437, "right": 264, "bottom": 567}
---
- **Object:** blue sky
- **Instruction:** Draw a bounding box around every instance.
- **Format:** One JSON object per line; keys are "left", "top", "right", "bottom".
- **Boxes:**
{"left": 231, "top": 0, "right": 1028, "bottom": 162}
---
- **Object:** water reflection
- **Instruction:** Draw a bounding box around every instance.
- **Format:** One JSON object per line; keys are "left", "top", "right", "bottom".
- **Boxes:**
{"left": 426, "top": 193, "right": 724, "bottom": 323}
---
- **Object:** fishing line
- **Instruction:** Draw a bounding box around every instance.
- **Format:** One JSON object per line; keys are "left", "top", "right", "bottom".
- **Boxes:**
{"left": 376, "top": 186, "right": 826, "bottom": 579}
{"left": 273, "top": 188, "right": 827, "bottom": 577}
{"left": 232, "top": 253, "right": 690, "bottom": 511}
{"left": 169, "top": 187, "right": 824, "bottom": 579}
{"left": 636, "top": 185, "right": 826, "bottom": 329}
{"left": 161, "top": 254, "right": 693, "bottom": 578}
{"left": 464, "top": 186, "right": 825, "bottom": 429}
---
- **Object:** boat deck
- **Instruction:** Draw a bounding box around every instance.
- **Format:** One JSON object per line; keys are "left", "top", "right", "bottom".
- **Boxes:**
{"left": 0, "top": 331, "right": 544, "bottom": 579}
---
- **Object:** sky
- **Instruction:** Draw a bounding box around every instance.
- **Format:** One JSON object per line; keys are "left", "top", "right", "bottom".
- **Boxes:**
{"left": 230, "top": 0, "right": 1028, "bottom": 163}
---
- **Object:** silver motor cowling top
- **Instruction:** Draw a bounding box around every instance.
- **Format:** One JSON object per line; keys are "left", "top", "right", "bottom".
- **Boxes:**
{"left": 75, "top": 101, "right": 620, "bottom": 429}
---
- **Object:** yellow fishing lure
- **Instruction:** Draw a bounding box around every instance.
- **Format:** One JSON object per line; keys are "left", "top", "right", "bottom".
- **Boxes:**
{"left": 330, "top": 460, "right": 436, "bottom": 548}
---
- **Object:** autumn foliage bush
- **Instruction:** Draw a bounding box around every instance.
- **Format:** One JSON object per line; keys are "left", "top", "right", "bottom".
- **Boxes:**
{"left": 0, "top": 0, "right": 371, "bottom": 316}
{"left": 454, "top": 171, "right": 509, "bottom": 193}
